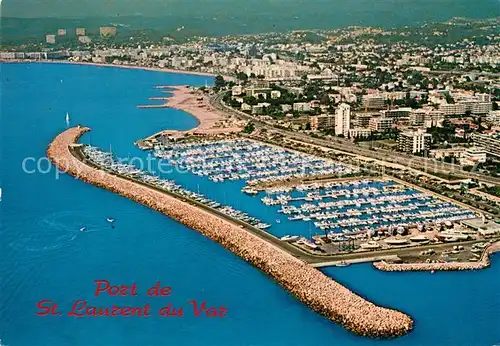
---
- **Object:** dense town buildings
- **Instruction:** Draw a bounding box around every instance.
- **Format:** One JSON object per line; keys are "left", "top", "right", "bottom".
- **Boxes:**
{"left": 2, "top": 17, "right": 499, "bottom": 172}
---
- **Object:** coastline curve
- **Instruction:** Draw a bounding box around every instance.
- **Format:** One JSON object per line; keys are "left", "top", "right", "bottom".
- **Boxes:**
{"left": 47, "top": 126, "right": 414, "bottom": 338}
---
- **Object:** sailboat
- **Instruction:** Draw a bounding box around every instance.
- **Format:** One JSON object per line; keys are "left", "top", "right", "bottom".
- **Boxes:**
{"left": 65, "top": 112, "right": 70, "bottom": 126}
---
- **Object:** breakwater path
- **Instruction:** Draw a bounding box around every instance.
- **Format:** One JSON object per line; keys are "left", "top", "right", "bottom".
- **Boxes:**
{"left": 47, "top": 127, "right": 413, "bottom": 338}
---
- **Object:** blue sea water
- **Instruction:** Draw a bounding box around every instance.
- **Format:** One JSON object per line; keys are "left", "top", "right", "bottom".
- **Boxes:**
{"left": 1, "top": 62, "right": 499, "bottom": 346}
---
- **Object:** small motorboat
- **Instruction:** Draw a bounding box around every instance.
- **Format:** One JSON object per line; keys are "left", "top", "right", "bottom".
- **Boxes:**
{"left": 106, "top": 218, "right": 115, "bottom": 223}
{"left": 80, "top": 227, "right": 86, "bottom": 232}
{"left": 335, "top": 261, "right": 350, "bottom": 267}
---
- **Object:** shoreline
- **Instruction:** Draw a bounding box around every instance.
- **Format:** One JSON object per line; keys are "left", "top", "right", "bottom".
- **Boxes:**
{"left": 0, "top": 59, "right": 231, "bottom": 79}
{"left": 48, "top": 126, "right": 413, "bottom": 338}
{"left": 139, "top": 86, "right": 243, "bottom": 142}
{"left": 374, "top": 241, "right": 500, "bottom": 272}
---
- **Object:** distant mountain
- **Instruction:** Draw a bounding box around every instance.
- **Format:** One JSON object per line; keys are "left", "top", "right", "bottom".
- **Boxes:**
{"left": 1, "top": 0, "right": 499, "bottom": 42}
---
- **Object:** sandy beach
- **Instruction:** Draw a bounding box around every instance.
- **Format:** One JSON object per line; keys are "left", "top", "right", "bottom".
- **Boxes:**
{"left": 143, "top": 86, "right": 244, "bottom": 139}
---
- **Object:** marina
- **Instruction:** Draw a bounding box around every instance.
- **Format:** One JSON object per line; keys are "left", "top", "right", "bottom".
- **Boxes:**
{"left": 81, "top": 145, "right": 272, "bottom": 231}
{"left": 152, "top": 138, "right": 357, "bottom": 185}
{"left": 257, "top": 179, "right": 477, "bottom": 239}
{"left": 142, "top": 134, "right": 488, "bottom": 258}
{"left": 48, "top": 126, "right": 414, "bottom": 338}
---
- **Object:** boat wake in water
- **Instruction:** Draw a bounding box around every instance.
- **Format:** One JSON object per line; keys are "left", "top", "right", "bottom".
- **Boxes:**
{"left": 8, "top": 211, "right": 110, "bottom": 253}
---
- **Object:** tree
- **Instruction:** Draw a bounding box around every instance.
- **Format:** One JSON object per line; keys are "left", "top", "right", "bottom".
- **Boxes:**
{"left": 214, "top": 75, "right": 226, "bottom": 88}
{"left": 493, "top": 101, "right": 499, "bottom": 111}
{"left": 236, "top": 72, "right": 248, "bottom": 81}
{"left": 243, "top": 122, "right": 255, "bottom": 134}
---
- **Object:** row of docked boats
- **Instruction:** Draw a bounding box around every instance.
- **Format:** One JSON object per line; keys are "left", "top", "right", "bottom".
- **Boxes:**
{"left": 81, "top": 145, "right": 271, "bottom": 231}
{"left": 258, "top": 179, "right": 477, "bottom": 236}
{"left": 152, "top": 139, "right": 356, "bottom": 184}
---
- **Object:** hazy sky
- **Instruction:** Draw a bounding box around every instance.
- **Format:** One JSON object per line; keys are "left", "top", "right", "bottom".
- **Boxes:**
{"left": 2, "top": 0, "right": 499, "bottom": 19}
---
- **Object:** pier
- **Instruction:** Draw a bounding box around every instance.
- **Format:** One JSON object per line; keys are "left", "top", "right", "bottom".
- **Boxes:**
{"left": 374, "top": 241, "right": 500, "bottom": 272}
{"left": 48, "top": 127, "right": 414, "bottom": 338}
{"left": 137, "top": 104, "right": 168, "bottom": 109}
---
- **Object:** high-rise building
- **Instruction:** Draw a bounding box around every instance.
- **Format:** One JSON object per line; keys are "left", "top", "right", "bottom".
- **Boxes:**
{"left": 335, "top": 103, "right": 351, "bottom": 137}
{"left": 100, "top": 27, "right": 117, "bottom": 37}
{"left": 46, "top": 35, "right": 56, "bottom": 44}
{"left": 76, "top": 28, "right": 86, "bottom": 36}
{"left": 397, "top": 129, "right": 432, "bottom": 154}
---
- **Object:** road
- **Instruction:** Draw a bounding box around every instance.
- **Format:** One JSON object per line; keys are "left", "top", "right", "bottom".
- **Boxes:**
{"left": 211, "top": 92, "right": 500, "bottom": 185}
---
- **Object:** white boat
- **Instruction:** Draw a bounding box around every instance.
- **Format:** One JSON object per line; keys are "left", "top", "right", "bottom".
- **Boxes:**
{"left": 80, "top": 227, "right": 86, "bottom": 232}
{"left": 335, "top": 261, "right": 350, "bottom": 267}
{"left": 280, "top": 235, "right": 299, "bottom": 242}
{"left": 360, "top": 241, "right": 381, "bottom": 250}
{"left": 385, "top": 238, "right": 409, "bottom": 246}
{"left": 65, "top": 112, "right": 70, "bottom": 126}
{"left": 106, "top": 218, "right": 115, "bottom": 223}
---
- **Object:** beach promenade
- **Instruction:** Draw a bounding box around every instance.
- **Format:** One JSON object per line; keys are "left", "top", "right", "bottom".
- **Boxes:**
{"left": 48, "top": 126, "right": 413, "bottom": 338}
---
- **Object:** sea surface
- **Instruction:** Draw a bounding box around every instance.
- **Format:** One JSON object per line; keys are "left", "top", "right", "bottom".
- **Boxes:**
{"left": 1, "top": 62, "right": 499, "bottom": 346}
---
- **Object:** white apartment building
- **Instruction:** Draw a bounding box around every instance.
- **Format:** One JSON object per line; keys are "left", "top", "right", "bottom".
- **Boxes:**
{"left": 335, "top": 103, "right": 351, "bottom": 137}
{"left": 310, "top": 114, "right": 335, "bottom": 131}
{"left": 369, "top": 117, "right": 393, "bottom": 132}
{"left": 460, "top": 147, "right": 487, "bottom": 166}
{"left": 439, "top": 101, "right": 492, "bottom": 116}
{"left": 232, "top": 85, "right": 244, "bottom": 96}
{"left": 471, "top": 102, "right": 493, "bottom": 115}
{"left": 397, "top": 129, "right": 432, "bottom": 154}
{"left": 472, "top": 133, "right": 500, "bottom": 157}
{"left": 362, "top": 95, "right": 386, "bottom": 109}
{"left": 476, "top": 93, "right": 492, "bottom": 103}
{"left": 293, "top": 102, "right": 312, "bottom": 112}
{"left": 439, "top": 103, "right": 467, "bottom": 116}
{"left": 349, "top": 127, "right": 372, "bottom": 138}
{"left": 270, "top": 90, "right": 282, "bottom": 99}
{"left": 46, "top": 35, "right": 56, "bottom": 44}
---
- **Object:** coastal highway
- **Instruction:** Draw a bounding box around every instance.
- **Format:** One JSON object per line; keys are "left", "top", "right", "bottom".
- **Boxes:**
{"left": 210, "top": 93, "right": 500, "bottom": 186}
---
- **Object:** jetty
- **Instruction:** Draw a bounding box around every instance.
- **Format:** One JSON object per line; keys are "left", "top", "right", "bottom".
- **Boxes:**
{"left": 47, "top": 127, "right": 413, "bottom": 338}
{"left": 374, "top": 241, "right": 500, "bottom": 272}
{"left": 137, "top": 104, "right": 168, "bottom": 109}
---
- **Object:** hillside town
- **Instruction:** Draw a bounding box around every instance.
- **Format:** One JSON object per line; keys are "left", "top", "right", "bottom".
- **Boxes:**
{"left": 2, "top": 18, "right": 499, "bottom": 178}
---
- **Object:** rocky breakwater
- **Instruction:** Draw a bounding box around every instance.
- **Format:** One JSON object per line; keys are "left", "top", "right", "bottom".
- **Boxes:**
{"left": 374, "top": 241, "right": 500, "bottom": 272}
{"left": 47, "top": 126, "right": 414, "bottom": 338}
